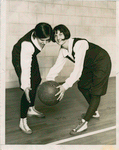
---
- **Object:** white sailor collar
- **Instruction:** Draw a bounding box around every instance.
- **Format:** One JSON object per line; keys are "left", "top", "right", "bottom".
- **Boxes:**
{"left": 68, "top": 38, "right": 74, "bottom": 54}
{"left": 31, "top": 32, "right": 42, "bottom": 51}
{"left": 61, "top": 38, "right": 74, "bottom": 58}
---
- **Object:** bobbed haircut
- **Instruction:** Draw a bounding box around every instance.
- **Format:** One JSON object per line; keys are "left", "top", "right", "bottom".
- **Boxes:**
{"left": 34, "top": 22, "right": 52, "bottom": 41}
{"left": 52, "top": 24, "right": 71, "bottom": 42}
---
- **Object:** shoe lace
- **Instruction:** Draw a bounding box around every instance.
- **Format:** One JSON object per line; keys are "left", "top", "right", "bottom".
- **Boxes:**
{"left": 74, "top": 120, "right": 83, "bottom": 131}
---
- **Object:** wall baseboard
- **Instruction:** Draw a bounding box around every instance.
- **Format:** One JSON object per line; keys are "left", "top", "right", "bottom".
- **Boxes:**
{"left": 6, "top": 81, "right": 19, "bottom": 89}
{"left": 6, "top": 73, "right": 116, "bottom": 89}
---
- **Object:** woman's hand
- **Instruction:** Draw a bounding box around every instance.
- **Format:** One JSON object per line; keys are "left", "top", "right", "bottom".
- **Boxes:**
{"left": 24, "top": 87, "right": 32, "bottom": 103}
{"left": 55, "top": 85, "right": 66, "bottom": 101}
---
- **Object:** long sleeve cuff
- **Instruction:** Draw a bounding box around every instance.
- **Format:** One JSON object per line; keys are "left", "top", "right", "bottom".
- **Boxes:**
{"left": 46, "top": 77, "right": 55, "bottom": 81}
{"left": 21, "top": 84, "right": 30, "bottom": 91}
{"left": 62, "top": 82, "right": 69, "bottom": 90}
{"left": 21, "top": 86, "right": 26, "bottom": 91}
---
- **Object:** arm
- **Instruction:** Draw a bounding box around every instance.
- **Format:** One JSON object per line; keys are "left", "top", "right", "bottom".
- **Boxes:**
{"left": 62, "top": 40, "right": 89, "bottom": 90}
{"left": 20, "top": 41, "right": 34, "bottom": 91}
{"left": 46, "top": 49, "right": 67, "bottom": 81}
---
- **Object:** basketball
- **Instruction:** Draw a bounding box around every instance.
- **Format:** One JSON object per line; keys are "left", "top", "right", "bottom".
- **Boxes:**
{"left": 38, "top": 81, "right": 60, "bottom": 106}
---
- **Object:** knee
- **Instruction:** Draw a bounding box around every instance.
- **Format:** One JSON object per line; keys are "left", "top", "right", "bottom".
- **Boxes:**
{"left": 91, "top": 95, "right": 100, "bottom": 99}
{"left": 91, "top": 95, "right": 101, "bottom": 104}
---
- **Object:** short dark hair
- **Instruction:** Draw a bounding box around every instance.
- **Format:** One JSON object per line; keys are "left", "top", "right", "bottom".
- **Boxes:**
{"left": 33, "top": 22, "right": 52, "bottom": 41}
{"left": 52, "top": 24, "right": 71, "bottom": 42}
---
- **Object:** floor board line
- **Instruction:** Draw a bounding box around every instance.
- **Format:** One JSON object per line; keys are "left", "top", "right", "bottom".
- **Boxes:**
{"left": 46, "top": 126, "right": 116, "bottom": 145}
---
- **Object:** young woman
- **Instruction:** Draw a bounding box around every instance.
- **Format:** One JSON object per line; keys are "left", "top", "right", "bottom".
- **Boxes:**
{"left": 46, "top": 24, "right": 111, "bottom": 135}
{"left": 12, "top": 22, "right": 52, "bottom": 134}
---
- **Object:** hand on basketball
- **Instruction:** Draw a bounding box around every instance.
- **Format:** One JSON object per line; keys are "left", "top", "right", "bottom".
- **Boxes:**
{"left": 55, "top": 85, "right": 65, "bottom": 101}
{"left": 25, "top": 87, "right": 32, "bottom": 103}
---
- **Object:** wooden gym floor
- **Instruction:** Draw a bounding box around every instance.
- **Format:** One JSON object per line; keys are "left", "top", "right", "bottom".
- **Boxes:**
{"left": 5, "top": 77, "right": 116, "bottom": 145}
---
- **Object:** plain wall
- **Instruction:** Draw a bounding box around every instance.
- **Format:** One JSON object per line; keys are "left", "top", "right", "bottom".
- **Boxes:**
{"left": 5, "top": 0, "right": 116, "bottom": 88}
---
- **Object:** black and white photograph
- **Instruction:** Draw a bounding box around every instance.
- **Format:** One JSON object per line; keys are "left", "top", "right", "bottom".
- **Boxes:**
{"left": 0, "top": 0, "right": 119, "bottom": 149}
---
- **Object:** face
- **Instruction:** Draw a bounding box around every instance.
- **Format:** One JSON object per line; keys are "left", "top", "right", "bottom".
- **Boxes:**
{"left": 54, "top": 30, "right": 66, "bottom": 46}
{"left": 37, "top": 37, "right": 50, "bottom": 46}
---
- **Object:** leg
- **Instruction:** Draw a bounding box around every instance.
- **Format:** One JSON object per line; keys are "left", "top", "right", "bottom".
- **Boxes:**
{"left": 19, "top": 92, "right": 32, "bottom": 134}
{"left": 29, "top": 88, "right": 37, "bottom": 107}
{"left": 78, "top": 87, "right": 91, "bottom": 104}
{"left": 70, "top": 95, "right": 101, "bottom": 136}
{"left": 20, "top": 86, "right": 44, "bottom": 134}
{"left": 20, "top": 88, "right": 41, "bottom": 117}
{"left": 20, "top": 92, "right": 30, "bottom": 118}
{"left": 84, "top": 95, "right": 101, "bottom": 121}
{"left": 27, "top": 87, "right": 45, "bottom": 118}
{"left": 78, "top": 87, "right": 100, "bottom": 118}
{"left": 12, "top": 62, "right": 32, "bottom": 134}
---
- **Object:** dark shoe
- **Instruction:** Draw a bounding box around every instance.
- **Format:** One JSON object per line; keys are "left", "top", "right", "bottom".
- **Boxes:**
{"left": 70, "top": 119, "right": 88, "bottom": 135}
